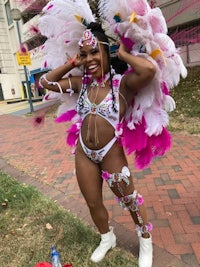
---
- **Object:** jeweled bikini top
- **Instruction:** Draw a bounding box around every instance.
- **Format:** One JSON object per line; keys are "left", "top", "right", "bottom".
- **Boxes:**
{"left": 77, "top": 74, "right": 123, "bottom": 129}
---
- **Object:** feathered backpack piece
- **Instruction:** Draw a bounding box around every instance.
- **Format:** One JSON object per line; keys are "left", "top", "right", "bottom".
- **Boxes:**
{"left": 38, "top": 0, "right": 187, "bottom": 169}
{"left": 99, "top": 0, "right": 187, "bottom": 169}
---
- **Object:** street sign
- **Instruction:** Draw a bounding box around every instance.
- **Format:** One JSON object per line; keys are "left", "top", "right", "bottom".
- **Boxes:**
{"left": 16, "top": 52, "right": 32, "bottom": 66}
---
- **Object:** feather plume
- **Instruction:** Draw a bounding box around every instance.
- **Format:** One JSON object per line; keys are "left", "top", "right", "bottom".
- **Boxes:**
{"left": 163, "top": 95, "right": 176, "bottom": 112}
{"left": 135, "top": 143, "right": 152, "bottom": 169}
{"left": 55, "top": 109, "right": 77, "bottom": 123}
{"left": 135, "top": 127, "right": 171, "bottom": 169}
{"left": 150, "top": 127, "right": 171, "bottom": 157}
{"left": 144, "top": 107, "right": 169, "bottom": 136}
{"left": 66, "top": 123, "right": 80, "bottom": 147}
{"left": 147, "top": 7, "right": 168, "bottom": 34}
{"left": 39, "top": 0, "right": 95, "bottom": 70}
{"left": 122, "top": 119, "right": 147, "bottom": 154}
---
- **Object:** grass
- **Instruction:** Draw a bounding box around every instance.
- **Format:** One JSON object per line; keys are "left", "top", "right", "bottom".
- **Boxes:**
{"left": 0, "top": 172, "right": 138, "bottom": 267}
{"left": 169, "top": 66, "right": 200, "bottom": 135}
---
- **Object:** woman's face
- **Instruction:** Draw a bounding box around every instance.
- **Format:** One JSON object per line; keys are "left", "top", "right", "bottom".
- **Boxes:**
{"left": 79, "top": 41, "right": 109, "bottom": 78}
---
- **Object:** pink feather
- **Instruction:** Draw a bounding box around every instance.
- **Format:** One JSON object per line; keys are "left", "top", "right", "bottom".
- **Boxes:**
{"left": 122, "top": 119, "right": 147, "bottom": 154}
{"left": 161, "top": 82, "right": 169, "bottom": 95}
{"left": 121, "top": 35, "right": 135, "bottom": 50}
{"left": 66, "top": 124, "right": 79, "bottom": 147}
{"left": 135, "top": 143, "right": 153, "bottom": 169}
{"left": 128, "top": 0, "right": 150, "bottom": 16}
{"left": 134, "top": 127, "right": 171, "bottom": 169}
{"left": 150, "top": 127, "right": 171, "bottom": 157}
{"left": 55, "top": 109, "right": 77, "bottom": 123}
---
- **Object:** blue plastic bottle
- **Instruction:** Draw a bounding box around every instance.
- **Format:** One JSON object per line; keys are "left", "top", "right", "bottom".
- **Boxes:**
{"left": 51, "top": 246, "right": 62, "bottom": 267}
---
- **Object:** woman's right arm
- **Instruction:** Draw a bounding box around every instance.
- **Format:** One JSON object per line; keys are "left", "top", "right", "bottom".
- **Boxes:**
{"left": 40, "top": 55, "right": 83, "bottom": 93}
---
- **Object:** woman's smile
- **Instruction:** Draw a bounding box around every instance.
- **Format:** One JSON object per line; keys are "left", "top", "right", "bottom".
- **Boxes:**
{"left": 88, "top": 64, "right": 100, "bottom": 74}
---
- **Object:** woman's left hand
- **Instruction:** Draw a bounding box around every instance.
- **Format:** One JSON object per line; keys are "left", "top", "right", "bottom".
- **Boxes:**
{"left": 117, "top": 42, "right": 131, "bottom": 61}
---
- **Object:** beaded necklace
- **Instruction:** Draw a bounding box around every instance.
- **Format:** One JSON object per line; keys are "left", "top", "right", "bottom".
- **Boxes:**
{"left": 86, "top": 72, "right": 111, "bottom": 146}
{"left": 90, "top": 72, "right": 110, "bottom": 88}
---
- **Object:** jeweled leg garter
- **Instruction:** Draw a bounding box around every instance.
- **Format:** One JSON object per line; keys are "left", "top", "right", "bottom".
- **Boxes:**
{"left": 118, "top": 189, "right": 153, "bottom": 235}
{"left": 102, "top": 168, "right": 153, "bottom": 235}
{"left": 102, "top": 166, "right": 130, "bottom": 195}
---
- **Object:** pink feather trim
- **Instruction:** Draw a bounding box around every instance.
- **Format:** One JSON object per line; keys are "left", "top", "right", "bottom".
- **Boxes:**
{"left": 121, "top": 35, "right": 135, "bottom": 51}
{"left": 135, "top": 127, "right": 171, "bottom": 169}
{"left": 55, "top": 109, "right": 77, "bottom": 123}
{"left": 122, "top": 118, "right": 147, "bottom": 154}
{"left": 161, "top": 81, "right": 169, "bottom": 95}
{"left": 150, "top": 127, "right": 171, "bottom": 156}
{"left": 135, "top": 143, "right": 153, "bottom": 169}
{"left": 66, "top": 124, "right": 79, "bottom": 147}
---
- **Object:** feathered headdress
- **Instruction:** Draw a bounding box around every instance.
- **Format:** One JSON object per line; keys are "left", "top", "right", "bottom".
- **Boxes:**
{"left": 38, "top": 0, "right": 95, "bottom": 73}
{"left": 38, "top": 0, "right": 187, "bottom": 169}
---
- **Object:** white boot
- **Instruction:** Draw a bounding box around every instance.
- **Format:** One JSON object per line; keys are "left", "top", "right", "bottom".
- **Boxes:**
{"left": 138, "top": 235, "right": 153, "bottom": 267}
{"left": 90, "top": 226, "right": 116, "bottom": 263}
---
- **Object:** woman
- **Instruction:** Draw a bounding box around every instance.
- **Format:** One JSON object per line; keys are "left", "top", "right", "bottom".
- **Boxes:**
{"left": 40, "top": 22, "right": 156, "bottom": 267}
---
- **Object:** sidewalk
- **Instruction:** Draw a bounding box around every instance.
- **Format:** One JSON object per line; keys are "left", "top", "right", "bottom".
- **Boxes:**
{"left": 0, "top": 114, "right": 199, "bottom": 267}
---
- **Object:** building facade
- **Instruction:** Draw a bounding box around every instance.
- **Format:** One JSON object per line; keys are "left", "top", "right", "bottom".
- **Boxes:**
{"left": 0, "top": 0, "right": 21, "bottom": 100}
{"left": 0, "top": 0, "right": 47, "bottom": 101}
{"left": 0, "top": 0, "right": 199, "bottom": 101}
{"left": 157, "top": 0, "right": 200, "bottom": 67}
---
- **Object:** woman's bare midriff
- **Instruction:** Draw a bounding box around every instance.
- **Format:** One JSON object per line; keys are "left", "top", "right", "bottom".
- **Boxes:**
{"left": 80, "top": 114, "right": 117, "bottom": 150}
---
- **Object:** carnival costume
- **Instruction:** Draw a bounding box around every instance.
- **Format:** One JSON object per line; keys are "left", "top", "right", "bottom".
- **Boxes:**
{"left": 77, "top": 72, "right": 129, "bottom": 163}
{"left": 38, "top": 0, "right": 187, "bottom": 265}
{"left": 39, "top": 0, "right": 187, "bottom": 170}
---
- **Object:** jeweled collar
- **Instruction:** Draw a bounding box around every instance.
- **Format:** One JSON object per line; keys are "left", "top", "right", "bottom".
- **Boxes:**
{"left": 90, "top": 72, "right": 110, "bottom": 88}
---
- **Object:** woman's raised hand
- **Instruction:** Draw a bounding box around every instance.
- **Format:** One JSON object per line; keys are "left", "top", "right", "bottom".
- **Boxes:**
{"left": 70, "top": 54, "right": 85, "bottom": 68}
{"left": 117, "top": 42, "right": 130, "bottom": 61}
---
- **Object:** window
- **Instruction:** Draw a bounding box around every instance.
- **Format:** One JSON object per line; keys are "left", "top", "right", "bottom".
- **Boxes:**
{"left": 25, "top": 34, "right": 47, "bottom": 51}
{"left": 156, "top": 0, "right": 179, "bottom": 8}
{"left": 169, "top": 19, "right": 200, "bottom": 47}
{"left": 21, "top": 0, "right": 47, "bottom": 24}
{"left": 5, "top": 1, "right": 12, "bottom": 26}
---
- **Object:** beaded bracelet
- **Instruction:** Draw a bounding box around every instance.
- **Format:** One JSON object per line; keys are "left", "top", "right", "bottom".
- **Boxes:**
{"left": 69, "top": 58, "right": 76, "bottom": 68}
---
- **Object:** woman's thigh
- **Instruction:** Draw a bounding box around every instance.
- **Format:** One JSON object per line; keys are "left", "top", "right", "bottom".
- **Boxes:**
{"left": 75, "top": 146, "right": 103, "bottom": 206}
{"left": 100, "top": 143, "right": 135, "bottom": 198}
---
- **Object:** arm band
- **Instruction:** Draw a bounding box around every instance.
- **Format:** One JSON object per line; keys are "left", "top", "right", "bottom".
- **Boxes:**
{"left": 39, "top": 73, "right": 63, "bottom": 94}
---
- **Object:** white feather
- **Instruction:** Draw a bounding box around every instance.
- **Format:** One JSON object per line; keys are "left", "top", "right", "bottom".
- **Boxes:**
{"left": 144, "top": 107, "right": 169, "bottom": 136}
{"left": 39, "top": 0, "right": 95, "bottom": 71}
{"left": 163, "top": 95, "right": 176, "bottom": 112}
{"left": 99, "top": 0, "right": 150, "bottom": 22}
{"left": 148, "top": 7, "right": 168, "bottom": 34}
{"left": 42, "top": 91, "right": 62, "bottom": 102}
{"left": 57, "top": 93, "right": 79, "bottom": 117}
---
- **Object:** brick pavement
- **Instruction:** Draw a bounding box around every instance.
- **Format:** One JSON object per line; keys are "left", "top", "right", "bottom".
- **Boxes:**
{"left": 0, "top": 114, "right": 199, "bottom": 267}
